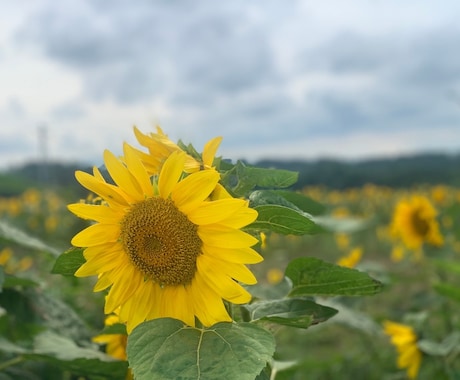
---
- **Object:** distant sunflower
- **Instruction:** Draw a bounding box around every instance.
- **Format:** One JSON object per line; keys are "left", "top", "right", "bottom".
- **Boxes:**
{"left": 68, "top": 145, "right": 262, "bottom": 332}
{"left": 93, "top": 314, "right": 132, "bottom": 380}
{"left": 383, "top": 320, "right": 422, "bottom": 379}
{"left": 390, "top": 195, "right": 443, "bottom": 252}
{"left": 133, "top": 126, "right": 222, "bottom": 174}
{"left": 93, "top": 314, "right": 128, "bottom": 361}
{"left": 336, "top": 247, "right": 363, "bottom": 268}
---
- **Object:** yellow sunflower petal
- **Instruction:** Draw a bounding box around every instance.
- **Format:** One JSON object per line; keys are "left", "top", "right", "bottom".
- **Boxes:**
{"left": 158, "top": 151, "right": 186, "bottom": 198}
{"left": 191, "top": 274, "right": 232, "bottom": 326}
{"left": 186, "top": 198, "right": 247, "bottom": 225}
{"left": 171, "top": 170, "right": 220, "bottom": 213}
{"left": 196, "top": 256, "right": 252, "bottom": 304}
{"left": 160, "top": 286, "right": 195, "bottom": 327}
{"left": 202, "top": 245, "right": 263, "bottom": 264}
{"left": 93, "top": 272, "right": 113, "bottom": 291}
{"left": 202, "top": 136, "right": 222, "bottom": 168}
{"left": 210, "top": 183, "right": 232, "bottom": 200}
{"left": 72, "top": 223, "right": 120, "bottom": 247}
{"left": 123, "top": 143, "right": 155, "bottom": 197}
{"left": 76, "top": 247, "right": 126, "bottom": 277}
{"left": 75, "top": 171, "right": 129, "bottom": 206}
{"left": 216, "top": 207, "right": 258, "bottom": 229}
{"left": 82, "top": 242, "right": 122, "bottom": 260}
{"left": 105, "top": 265, "right": 143, "bottom": 314}
{"left": 120, "top": 283, "right": 151, "bottom": 332}
{"left": 104, "top": 150, "right": 143, "bottom": 200}
{"left": 68, "top": 204, "right": 123, "bottom": 223}
{"left": 198, "top": 227, "right": 258, "bottom": 248}
{"left": 199, "top": 254, "right": 257, "bottom": 285}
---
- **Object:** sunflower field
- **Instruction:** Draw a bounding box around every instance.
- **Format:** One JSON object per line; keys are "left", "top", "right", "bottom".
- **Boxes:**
{"left": 0, "top": 129, "right": 459, "bottom": 380}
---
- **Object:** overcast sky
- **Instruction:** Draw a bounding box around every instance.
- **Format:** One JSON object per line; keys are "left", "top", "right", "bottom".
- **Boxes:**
{"left": 1, "top": 1, "right": 460, "bottom": 170}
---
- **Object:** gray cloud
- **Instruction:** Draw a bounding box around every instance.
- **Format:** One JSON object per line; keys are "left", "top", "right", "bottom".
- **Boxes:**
{"left": 7, "top": 0, "right": 460, "bottom": 166}
{"left": 18, "top": 1, "right": 278, "bottom": 105}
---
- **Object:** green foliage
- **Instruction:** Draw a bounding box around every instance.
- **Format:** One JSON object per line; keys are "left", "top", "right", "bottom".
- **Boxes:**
{"left": 250, "top": 205, "right": 323, "bottom": 235}
{"left": 127, "top": 318, "right": 275, "bottom": 380}
{"left": 11, "top": 137, "right": 459, "bottom": 379}
{"left": 0, "top": 220, "right": 60, "bottom": 256}
{"left": 433, "top": 283, "right": 460, "bottom": 303}
{"left": 285, "top": 257, "right": 383, "bottom": 297}
{"left": 51, "top": 248, "right": 85, "bottom": 276}
{"left": 0, "top": 331, "right": 128, "bottom": 378}
{"left": 221, "top": 161, "right": 298, "bottom": 197}
{"left": 244, "top": 298, "right": 338, "bottom": 328}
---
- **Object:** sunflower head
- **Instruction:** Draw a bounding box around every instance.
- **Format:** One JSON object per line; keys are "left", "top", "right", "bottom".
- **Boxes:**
{"left": 390, "top": 195, "right": 443, "bottom": 252}
{"left": 383, "top": 320, "right": 422, "bottom": 379}
{"left": 68, "top": 144, "right": 262, "bottom": 332}
{"left": 133, "top": 126, "right": 222, "bottom": 174}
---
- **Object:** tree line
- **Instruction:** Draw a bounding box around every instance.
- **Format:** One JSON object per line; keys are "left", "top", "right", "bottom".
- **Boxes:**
{"left": 1, "top": 152, "right": 460, "bottom": 197}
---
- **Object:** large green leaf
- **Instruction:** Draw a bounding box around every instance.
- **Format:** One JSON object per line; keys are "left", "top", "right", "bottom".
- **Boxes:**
{"left": 2, "top": 274, "right": 38, "bottom": 290}
{"left": 272, "top": 190, "right": 326, "bottom": 216}
{"left": 245, "top": 298, "right": 338, "bottom": 328}
{"left": 418, "top": 332, "right": 460, "bottom": 356}
{"left": 27, "top": 331, "right": 128, "bottom": 378}
{"left": 127, "top": 318, "right": 275, "bottom": 380}
{"left": 0, "top": 332, "right": 128, "bottom": 378}
{"left": 0, "top": 220, "right": 60, "bottom": 256}
{"left": 249, "top": 205, "right": 323, "bottom": 235}
{"left": 51, "top": 248, "right": 85, "bottom": 276}
{"left": 221, "top": 161, "right": 298, "bottom": 196}
{"left": 285, "top": 257, "right": 383, "bottom": 297}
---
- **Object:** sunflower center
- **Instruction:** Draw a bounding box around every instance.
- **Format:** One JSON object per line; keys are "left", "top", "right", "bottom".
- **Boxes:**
{"left": 411, "top": 210, "right": 430, "bottom": 237}
{"left": 120, "top": 197, "right": 202, "bottom": 286}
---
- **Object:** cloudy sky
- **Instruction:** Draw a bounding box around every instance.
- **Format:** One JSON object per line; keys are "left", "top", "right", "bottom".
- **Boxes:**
{"left": 1, "top": 1, "right": 460, "bottom": 170}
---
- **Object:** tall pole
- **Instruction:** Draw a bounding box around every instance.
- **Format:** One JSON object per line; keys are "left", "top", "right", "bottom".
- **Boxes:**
{"left": 38, "top": 125, "right": 48, "bottom": 183}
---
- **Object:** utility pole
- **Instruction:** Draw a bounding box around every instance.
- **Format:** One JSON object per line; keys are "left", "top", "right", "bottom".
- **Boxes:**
{"left": 38, "top": 125, "right": 49, "bottom": 184}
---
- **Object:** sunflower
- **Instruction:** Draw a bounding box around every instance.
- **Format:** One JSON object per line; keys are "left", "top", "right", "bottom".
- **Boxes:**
{"left": 336, "top": 247, "right": 362, "bottom": 268}
{"left": 383, "top": 320, "right": 422, "bottom": 379}
{"left": 68, "top": 145, "right": 262, "bottom": 332}
{"left": 390, "top": 195, "right": 443, "bottom": 252}
{"left": 93, "top": 314, "right": 133, "bottom": 380}
{"left": 93, "top": 314, "right": 128, "bottom": 361}
{"left": 133, "top": 126, "right": 222, "bottom": 174}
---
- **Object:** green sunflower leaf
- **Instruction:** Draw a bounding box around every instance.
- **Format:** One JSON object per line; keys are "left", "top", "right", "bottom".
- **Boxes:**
{"left": 2, "top": 273, "right": 39, "bottom": 289}
{"left": 285, "top": 257, "right": 383, "bottom": 297}
{"left": 433, "top": 283, "right": 460, "bottom": 302}
{"left": 272, "top": 190, "right": 326, "bottom": 215}
{"left": 25, "top": 330, "right": 128, "bottom": 378}
{"left": 0, "top": 220, "right": 60, "bottom": 256}
{"left": 51, "top": 248, "right": 85, "bottom": 276}
{"left": 127, "top": 318, "right": 275, "bottom": 380}
{"left": 244, "top": 298, "right": 338, "bottom": 329}
{"left": 249, "top": 205, "right": 324, "bottom": 235}
{"left": 0, "top": 331, "right": 128, "bottom": 378}
{"left": 221, "top": 161, "right": 298, "bottom": 196}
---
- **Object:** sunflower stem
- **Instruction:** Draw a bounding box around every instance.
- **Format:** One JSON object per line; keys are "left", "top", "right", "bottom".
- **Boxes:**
{"left": 0, "top": 356, "right": 24, "bottom": 371}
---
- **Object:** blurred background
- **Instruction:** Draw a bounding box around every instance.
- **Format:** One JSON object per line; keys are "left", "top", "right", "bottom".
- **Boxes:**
{"left": 1, "top": 2, "right": 460, "bottom": 378}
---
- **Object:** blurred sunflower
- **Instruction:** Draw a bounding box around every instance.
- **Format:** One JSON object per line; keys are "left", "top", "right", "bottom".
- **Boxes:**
{"left": 68, "top": 145, "right": 262, "bottom": 332}
{"left": 383, "top": 320, "right": 422, "bottom": 379}
{"left": 93, "top": 314, "right": 132, "bottom": 380}
{"left": 390, "top": 195, "right": 443, "bottom": 252}
{"left": 336, "top": 247, "right": 362, "bottom": 268}
{"left": 133, "top": 126, "right": 222, "bottom": 174}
